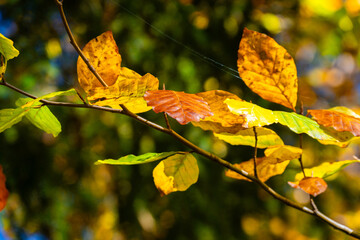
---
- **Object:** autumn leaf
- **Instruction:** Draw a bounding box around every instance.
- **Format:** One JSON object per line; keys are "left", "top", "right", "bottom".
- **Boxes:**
{"left": 214, "top": 127, "right": 284, "bottom": 148}
{"left": 238, "top": 28, "right": 297, "bottom": 110}
{"left": 153, "top": 153, "right": 199, "bottom": 195}
{"left": 192, "top": 90, "right": 245, "bottom": 133}
{"left": 144, "top": 90, "right": 213, "bottom": 125}
{"left": 264, "top": 145, "right": 302, "bottom": 163}
{"left": 77, "top": 31, "right": 159, "bottom": 113}
{"left": 308, "top": 107, "right": 360, "bottom": 136}
{"left": 288, "top": 177, "right": 327, "bottom": 197}
{"left": 95, "top": 152, "right": 179, "bottom": 165}
{"left": 225, "top": 157, "right": 290, "bottom": 182}
{"left": 0, "top": 165, "right": 9, "bottom": 211}
{"left": 0, "top": 33, "right": 19, "bottom": 77}
{"left": 293, "top": 160, "right": 360, "bottom": 181}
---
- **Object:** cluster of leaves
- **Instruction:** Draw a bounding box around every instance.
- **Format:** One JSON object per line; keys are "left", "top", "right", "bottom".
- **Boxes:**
{"left": 1, "top": 27, "right": 360, "bottom": 205}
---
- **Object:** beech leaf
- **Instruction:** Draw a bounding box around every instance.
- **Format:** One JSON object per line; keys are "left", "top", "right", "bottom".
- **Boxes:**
{"left": 95, "top": 152, "right": 179, "bottom": 165}
{"left": 264, "top": 145, "right": 302, "bottom": 163}
{"left": 0, "top": 108, "right": 29, "bottom": 133}
{"left": 288, "top": 177, "right": 327, "bottom": 197}
{"left": 0, "top": 165, "right": 9, "bottom": 211}
{"left": 192, "top": 90, "right": 245, "bottom": 133}
{"left": 308, "top": 108, "right": 360, "bottom": 136}
{"left": 214, "top": 127, "right": 284, "bottom": 148}
{"left": 225, "top": 157, "right": 290, "bottom": 182}
{"left": 238, "top": 28, "right": 297, "bottom": 110}
{"left": 0, "top": 33, "right": 19, "bottom": 77}
{"left": 153, "top": 153, "right": 199, "bottom": 195}
{"left": 144, "top": 90, "right": 213, "bottom": 125}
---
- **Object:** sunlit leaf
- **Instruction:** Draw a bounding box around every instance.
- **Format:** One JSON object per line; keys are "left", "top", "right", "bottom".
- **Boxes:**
{"left": 95, "top": 152, "right": 179, "bottom": 165}
{"left": 192, "top": 90, "right": 245, "bottom": 133}
{"left": 0, "top": 33, "right": 19, "bottom": 77}
{"left": 288, "top": 177, "right": 327, "bottom": 197}
{"left": 22, "top": 89, "right": 77, "bottom": 108}
{"left": 308, "top": 107, "right": 360, "bottom": 136}
{"left": 214, "top": 127, "right": 284, "bottom": 148}
{"left": 144, "top": 90, "right": 213, "bottom": 125}
{"left": 77, "top": 31, "right": 159, "bottom": 113}
{"left": 238, "top": 28, "right": 297, "bottom": 110}
{"left": 16, "top": 98, "right": 61, "bottom": 137}
{"left": 226, "top": 99, "right": 355, "bottom": 146}
{"left": 264, "top": 145, "right": 302, "bottom": 163}
{"left": 0, "top": 165, "right": 8, "bottom": 211}
{"left": 225, "top": 157, "right": 290, "bottom": 182}
{"left": 0, "top": 108, "right": 29, "bottom": 133}
{"left": 294, "top": 160, "right": 360, "bottom": 181}
{"left": 153, "top": 153, "right": 199, "bottom": 195}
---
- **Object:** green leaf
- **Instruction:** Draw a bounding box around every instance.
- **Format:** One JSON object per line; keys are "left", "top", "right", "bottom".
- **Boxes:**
{"left": 0, "top": 108, "right": 29, "bottom": 133}
{"left": 153, "top": 153, "right": 199, "bottom": 195}
{"left": 214, "top": 127, "right": 284, "bottom": 148}
{"left": 16, "top": 98, "right": 61, "bottom": 137}
{"left": 95, "top": 152, "right": 180, "bottom": 165}
{"left": 294, "top": 160, "right": 360, "bottom": 181}
{"left": 0, "top": 34, "right": 19, "bottom": 61}
{"left": 23, "top": 89, "right": 77, "bottom": 108}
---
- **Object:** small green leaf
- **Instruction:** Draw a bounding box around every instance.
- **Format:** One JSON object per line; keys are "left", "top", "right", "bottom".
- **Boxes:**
{"left": 95, "top": 152, "right": 180, "bottom": 165}
{"left": 0, "top": 34, "right": 19, "bottom": 61}
{"left": 16, "top": 98, "right": 61, "bottom": 137}
{"left": 23, "top": 89, "right": 77, "bottom": 108}
{"left": 214, "top": 127, "right": 284, "bottom": 148}
{"left": 0, "top": 108, "right": 29, "bottom": 133}
{"left": 294, "top": 160, "right": 360, "bottom": 181}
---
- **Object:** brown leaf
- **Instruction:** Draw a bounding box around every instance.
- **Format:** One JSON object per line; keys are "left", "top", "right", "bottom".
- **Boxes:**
{"left": 238, "top": 28, "right": 298, "bottom": 110}
{"left": 144, "top": 90, "right": 213, "bottom": 125}
{"left": 288, "top": 177, "right": 327, "bottom": 197}
{"left": 0, "top": 165, "right": 9, "bottom": 211}
{"left": 192, "top": 90, "right": 245, "bottom": 133}
{"left": 308, "top": 108, "right": 360, "bottom": 136}
{"left": 225, "top": 157, "right": 290, "bottom": 182}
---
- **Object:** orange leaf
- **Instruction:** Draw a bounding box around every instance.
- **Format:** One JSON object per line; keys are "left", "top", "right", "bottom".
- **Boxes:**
{"left": 192, "top": 90, "right": 245, "bottom": 133}
{"left": 238, "top": 28, "right": 298, "bottom": 110}
{"left": 144, "top": 90, "right": 213, "bottom": 125}
{"left": 288, "top": 177, "right": 327, "bottom": 197}
{"left": 0, "top": 165, "right": 9, "bottom": 211}
{"left": 225, "top": 157, "right": 290, "bottom": 182}
{"left": 77, "top": 31, "right": 121, "bottom": 91}
{"left": 308, "top": 109, "right": 360, "bottom": 136}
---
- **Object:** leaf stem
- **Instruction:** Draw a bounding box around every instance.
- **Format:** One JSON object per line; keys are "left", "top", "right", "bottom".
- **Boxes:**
{"left": 53, "top": 0, "right": 108, "bottom": 88}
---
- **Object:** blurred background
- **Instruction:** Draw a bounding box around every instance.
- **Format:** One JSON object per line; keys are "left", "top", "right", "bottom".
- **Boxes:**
{"left": 1, "top": 0, "right": 360, "bottom": 239}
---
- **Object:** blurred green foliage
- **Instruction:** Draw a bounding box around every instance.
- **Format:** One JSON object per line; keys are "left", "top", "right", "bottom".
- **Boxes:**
{"left": 1, "top": 0, "right": 360, "bottom": 239}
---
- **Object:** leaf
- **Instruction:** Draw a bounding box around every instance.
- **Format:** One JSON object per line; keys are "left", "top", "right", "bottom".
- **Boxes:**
{"left": 0, "top": 33, "right": 19, "bottom": 77}
{"left": 308, "top": 108, "right": 360, "bottom": 136}
{"left": 153, "top": 153, "right": 199, "bottom": 195}
{"left": 0, "top": 165, "right": 9, "bottom": 211}
{"left": 226, "top": 99, "right": 355, "bottom": 146}
{"left": 238, "top": 28, "right": 297, "bottom": 110}
{"left": 16, "top": 98, "right": 61, "bottom": 137}
{"left": 22, "top": 89, "right": 77, "bottom": 108}
{"left": 214, "top": 127, "right": 284, "bottom": 148}
{"left": 88, "top": 69, "right": 159, "bottom": 113}
{"left": 95, "top": 152, "right": 179, "bottom": 165}
{"left": 294, "top": 160, "right": 360, "bottom": 181}
{"left": 192, "top": 90, "right": 245, "bottom": 133}
{"left": 144, "top": 90, "right": 213, "bottom": 125}
{"left": 0, "top": 108, "right": 29, "bottom": 133}
{"left": 264, "top": 145, "right": 302, "bottom": 163}
{"left": 288, "top": 177, "right": 327, "bottom": 197}
{"left": 77, "top": 31, "right": 159, "bottom": 113}
{"left": 225, "top": 157, "right": 290, "bottom": 182}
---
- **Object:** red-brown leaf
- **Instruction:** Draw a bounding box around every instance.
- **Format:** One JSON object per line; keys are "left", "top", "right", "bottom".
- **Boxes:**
{"left": 144, "top": 90, "right": 213, "bottom": 125}
{"left": 0, "top": 165, "right": 9, "bottom": 211}
{"left": 308, "top": 109, "right": 360, "bottom": 136}
{"left": 288, "top": 177, "right": 327, "bottom": 197}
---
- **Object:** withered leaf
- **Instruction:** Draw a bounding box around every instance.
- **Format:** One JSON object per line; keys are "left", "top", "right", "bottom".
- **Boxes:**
{"left": 288, "top": 177, "right": 327, "bottom": 197}
{"left": 144, "top": 90, "right": 213, "bottom": 125}
{"left": 0, "top": 165, "right": 9, "bottom": 211}
{"left": 238, "top": 28, "right": 298, "bottom": 110}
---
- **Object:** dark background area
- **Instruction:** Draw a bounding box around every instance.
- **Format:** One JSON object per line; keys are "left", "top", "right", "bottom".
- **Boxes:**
{"left": 1, "top": 0, "right": 360, "bottom": 239}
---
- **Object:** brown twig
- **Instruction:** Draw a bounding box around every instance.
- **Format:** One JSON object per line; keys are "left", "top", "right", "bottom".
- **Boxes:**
{"left": 253, "top": 126, "right": 258, "bottom": 178}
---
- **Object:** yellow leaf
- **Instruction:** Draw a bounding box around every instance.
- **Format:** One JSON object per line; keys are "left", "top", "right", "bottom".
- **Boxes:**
{"left": 214, "top": 127, "right": 284, "bottom": 148}
{"left": 264, "top": 145, "right": 302, "bottom": 163}
{"left": 238, "top": 28, "right": 298, "bottom": 110}
{"left": 225, "top": 157, "right": 290, "bottom": 182}
{"left": 153, "top": 153, "right": 199, "bottom": 195}
{"left": 192, "top": 90, "right": 245, "bottom": 133}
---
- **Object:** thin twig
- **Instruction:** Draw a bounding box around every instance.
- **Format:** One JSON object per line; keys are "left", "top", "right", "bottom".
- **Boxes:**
{"left": 298, "top": 101, "right": 306, "bottom": 177}
{"left": 53, "top": 0, "right": 108, "bottom": 87}
{"left": 253, "top": 126, "right": 258, "bottom": 178}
